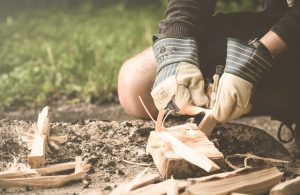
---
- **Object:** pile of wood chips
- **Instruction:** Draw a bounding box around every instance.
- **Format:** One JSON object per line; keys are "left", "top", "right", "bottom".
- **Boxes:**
{"left": 0, "top": 106, "right": 91, "bottom": 188}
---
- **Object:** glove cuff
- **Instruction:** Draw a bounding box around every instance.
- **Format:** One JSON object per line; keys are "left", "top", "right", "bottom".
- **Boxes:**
{"left": 153, "top": 36, "right": 200, "bottom": 75}
{"left": 225, "top": 38, "right": 274, "bottom": 84}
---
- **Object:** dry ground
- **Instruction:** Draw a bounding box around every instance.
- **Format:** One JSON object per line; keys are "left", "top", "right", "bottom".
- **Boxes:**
{"left": 0, "top": 103, "right": 299, "bottom": 195}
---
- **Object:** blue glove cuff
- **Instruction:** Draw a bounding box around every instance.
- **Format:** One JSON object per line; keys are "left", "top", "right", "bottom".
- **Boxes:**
{"left": 153, "top": 37, "right": 200, "bottom": 75}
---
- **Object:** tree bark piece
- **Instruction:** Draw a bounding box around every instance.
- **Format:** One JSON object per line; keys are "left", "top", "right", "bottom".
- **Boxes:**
{"left": 186, "top": 167, "right": 283, "bottom": 195}
{"left": 146, "top": 126, "right": 224, "bottom": 179}
{"left": 270, "top": 177, "right": 300, "bottom": 195}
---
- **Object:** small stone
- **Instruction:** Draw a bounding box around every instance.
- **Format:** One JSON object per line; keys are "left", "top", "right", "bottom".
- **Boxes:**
{"left": 104, "top": 186, "right": 112, "bottom": 191}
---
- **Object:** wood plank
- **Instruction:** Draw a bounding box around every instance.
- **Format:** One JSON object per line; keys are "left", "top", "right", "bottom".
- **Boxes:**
{"left": 186, "top": 167, "right": 283, "bottom": 195}
{"left": 270, "top": 177, "right": 300, "bottom": 195}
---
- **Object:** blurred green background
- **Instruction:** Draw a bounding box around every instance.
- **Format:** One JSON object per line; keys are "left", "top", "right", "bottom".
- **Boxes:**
{"left": 0, "top": 0, "right": 259, "bottom": 110}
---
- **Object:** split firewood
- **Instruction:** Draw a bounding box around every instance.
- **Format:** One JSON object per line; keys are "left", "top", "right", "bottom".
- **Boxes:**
{"left": 0, "top": 156, "right": 90, "bottom": 188}
{"left": 146, "top": 126, "right": 223, "bottom": 179}
{"left": 167, "top": 176, "right": 178, "bottom": 195}
{"left": 35, "top": 161, "right": 75, "bottom": 175}
{"left": 0, "top": 158, "right": 77, "bottom": 179}
{"left": 21, "top": 106, "right": 68, "bottom": 168}
{"left": 142, "top": 97, "right": 223, "bottom": 178}
{"left": 0, "top": 157, "right": 37, "bottom": 179}
{"left": 84, "top": 189, "right": 107, "bottom": 195}
{"left": 27, "top": 106, "right": 49, "bottom": 168}
{"left": 179, "top": 105, "right": 217, "bottom": 135}
{"left": 125, "top": 179, "right": 188, "bottom": 195}
{"left": 109, "top": 167, "right": 160, "bottom": 195}
{"left": 270, "top": 177, "right": 300, "bottom": 195}
{"left": 186, "top": 166, "right": 283, "bottom": 195}
{"left": 157, "top": 131, "right": 220, "bottom": 172}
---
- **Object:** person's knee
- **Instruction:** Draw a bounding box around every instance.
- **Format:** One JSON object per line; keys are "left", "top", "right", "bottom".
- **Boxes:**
{"left": 118, "top": 48, "right": 158, "bottom": 119}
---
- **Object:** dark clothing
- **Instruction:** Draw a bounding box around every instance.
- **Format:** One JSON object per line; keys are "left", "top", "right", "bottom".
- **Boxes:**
{"left": 158, "top": 1, "right": 300, "bottom": 122}
{"left": 161, "top": 0, "right": 300, "bottom": 52}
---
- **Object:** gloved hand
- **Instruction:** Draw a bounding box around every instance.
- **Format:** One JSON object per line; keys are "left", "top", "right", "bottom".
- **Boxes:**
{"left": 213, "top": 38, "right": 274, "bottom": 122}
{"left": 151, "top": 36, "right": 209, "bottom": 113}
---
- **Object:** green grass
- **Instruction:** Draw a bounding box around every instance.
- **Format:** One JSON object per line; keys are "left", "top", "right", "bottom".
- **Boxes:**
{"left": 0, "top": 3, "right": 164, "bottom": 109}
{"left": 0, "top": 1, "right": 257, "bottom": 110}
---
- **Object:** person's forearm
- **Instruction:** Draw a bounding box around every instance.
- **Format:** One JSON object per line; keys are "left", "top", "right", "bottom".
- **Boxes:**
{"left": 260, "top": 31, "right": 288, "bottom": 57}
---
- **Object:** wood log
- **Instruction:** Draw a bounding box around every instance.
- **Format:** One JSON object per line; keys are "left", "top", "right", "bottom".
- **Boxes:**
{"left": 28, "top": 106, "right": 50, "bottom": 168}
{"left": 146, "top": 126, "right": 224, "bottom": 179}
{"left": 186, "top": 167, "right": 283, "bottom": 195}
{"left": 270, "top": 177, "right": 300, "bottom": 195}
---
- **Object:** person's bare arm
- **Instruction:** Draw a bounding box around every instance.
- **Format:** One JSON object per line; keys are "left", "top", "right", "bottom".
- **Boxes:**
{"left": 260, "top": 31, "right": 288, "bottom": 57}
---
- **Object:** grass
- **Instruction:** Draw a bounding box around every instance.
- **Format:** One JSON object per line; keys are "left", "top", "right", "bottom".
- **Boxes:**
{"left": 0, "top": 1, "right": 257, "bottom": 110}
{"left": 0, "top": 2, "right": 164, "bottom": 109}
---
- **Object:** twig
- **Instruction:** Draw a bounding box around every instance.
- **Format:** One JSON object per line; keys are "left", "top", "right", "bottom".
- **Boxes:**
{"left": 225, "top": 157, "right": 240, "bottom": 170}
{"left": 122, "top": 159, "right": 152, "bottom": 167}
{"left": 225, "top": 153, "right": 290, "bottom": 169}
{"left": 138, "top": 96, "right": 156, "bottom": 124}
{"left": 162, "top": 110, "right": 173, "bottom": 127}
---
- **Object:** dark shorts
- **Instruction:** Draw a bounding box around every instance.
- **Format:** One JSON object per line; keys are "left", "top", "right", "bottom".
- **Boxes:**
{"left": 161, "top": 11, "right": 299, "bottom": 121}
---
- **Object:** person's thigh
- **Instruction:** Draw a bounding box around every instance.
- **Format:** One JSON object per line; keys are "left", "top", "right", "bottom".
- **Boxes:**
{"left": 118, "top": 47, "right": 158, "bottom": 119}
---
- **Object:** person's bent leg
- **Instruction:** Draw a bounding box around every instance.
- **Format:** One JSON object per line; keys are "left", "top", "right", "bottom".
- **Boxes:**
{"left": 118, "top": 47, "right": 158, "bottom": 119}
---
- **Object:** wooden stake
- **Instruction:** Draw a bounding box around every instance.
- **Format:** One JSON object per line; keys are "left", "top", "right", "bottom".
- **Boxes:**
{"left": 28, "top": 106, "right": 50, "bottom": 168}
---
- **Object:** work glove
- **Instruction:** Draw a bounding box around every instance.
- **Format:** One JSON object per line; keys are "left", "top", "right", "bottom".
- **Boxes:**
{"left": 213, "top": 38, "right": 274, "bottom": 122}
{"left": 151, "top": 36, "right": 209, "bottom": 113}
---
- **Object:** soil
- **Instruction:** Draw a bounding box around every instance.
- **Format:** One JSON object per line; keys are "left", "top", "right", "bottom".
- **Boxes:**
{"left": 0, "top": 103, "right": 299, "bottom": 195}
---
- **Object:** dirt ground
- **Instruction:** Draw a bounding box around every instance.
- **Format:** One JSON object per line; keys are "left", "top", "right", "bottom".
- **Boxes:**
{"left": 0, "top": 103, "right": 299, "bottom": 195}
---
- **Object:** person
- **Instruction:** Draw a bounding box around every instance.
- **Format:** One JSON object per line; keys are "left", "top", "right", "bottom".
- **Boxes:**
{"left": 118, "top": 0, "right": 300, "bottom": 156}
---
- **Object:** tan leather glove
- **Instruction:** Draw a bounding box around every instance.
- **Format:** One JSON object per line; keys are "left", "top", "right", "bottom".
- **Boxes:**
{"left": 213, "top": 38, "right": 274, "bottom": 122}
{"left": 151, "top": 37, "right": 209, "bottom": 113}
